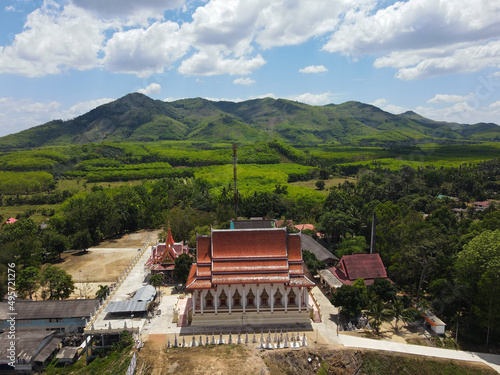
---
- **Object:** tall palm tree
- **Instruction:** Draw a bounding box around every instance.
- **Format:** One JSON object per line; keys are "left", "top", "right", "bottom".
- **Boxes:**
{"left": 391, "top": 298, "right": 409, "bottom": 332}
{"left": 367, "top": 298, "right": 394, "bottom": 336}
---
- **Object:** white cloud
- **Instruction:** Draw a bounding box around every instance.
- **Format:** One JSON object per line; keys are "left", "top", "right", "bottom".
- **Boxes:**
{"left": 5, "top": 6, "right": 15, "bottom": 11}
{"left": 371, "top": 98, "right": 387, "bottom": 108}
{"left": 178, "top": 49, "right": 266, "bottom": 76}
{"left": 103, "top": 21, "right": 190, "bottom": 77}
{"left": 233, "top": 77, "right": 255, "bottom": 85}
{"left": 71, "top": 0, "right": 184, "bottom": 26}
{"left": 59, "top": 98, "right": 115, "bottom": 119}
{"left": 137, "top": 83, "right": 162, "bottom": 96}
{"left": 489, "top": 101, "right": 500, "bottom": 109}
{"left": 323, "top": 0, "right": 500, "bottom": 80}
{"left": 289, "top": 92, "right": 333, "bottom": 106}
{"left": 0, "top": 97, "right": 114, "bottom": 137}
{"left": 0, "top": 1, "right": 105, "bottom": 77}
{"left": 428, "top": 93, "right": 474, "bottom": 103}
{"left": 415, "top": 102, "right": 500, "bottom": 124}
{"left": 299, "top": 65, "right": 328, "bottom": 74}
{"left": 371, "top": 98, "right": 408, "bottom": 114}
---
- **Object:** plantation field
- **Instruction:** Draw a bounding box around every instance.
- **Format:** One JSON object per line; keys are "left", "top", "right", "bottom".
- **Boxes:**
{"left": 290, "top": 176, "right": 358, "bottom": 194}
{"left": 1, "top": 141, "right": 499, "bottom": 222}
{"left": 0, "top": 204, "right": 59, "bottom": 224}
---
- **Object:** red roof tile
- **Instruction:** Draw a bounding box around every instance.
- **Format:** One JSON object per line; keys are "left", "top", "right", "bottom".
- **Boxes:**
{"left": 212, "top": 259, "right": 288, "bottom": 273}
{"left": 328, "top": 253, "right": 388, "bottom": 286}
{"left": 288, "top": 276, "right": 315, "bottom": 287}
{"left": 340, "top": 253, "right": 387, "bottom": 280}
{"left": 186, "top": 264, "right": 197, "bottom": 288}
{"left": 294, "top": 224, "right": 314, "bottom": 231}
{"left": 197, "top": 265, "right": 212, "bottom": 277}
{"left": 289, "top": 263, "right": 304, "bottom": 275}
{"left": 212, "top": 273, "right": 290, "bottom": 284}
{"left": 186, "top": 279, "right": 214, "bottom": 290}
{"left": 197, "top": 236, "right": 212, "bottom": 264}
{"left": 211, "top": 229, "right": 287, "bottom": 259}
{"left": 287, "top": 234, "right": 302, "bottom": 262}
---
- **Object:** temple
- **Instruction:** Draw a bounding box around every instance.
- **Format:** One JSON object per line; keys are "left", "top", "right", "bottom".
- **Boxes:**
{"left": 185, "top": 227, "right": 315, "bottom": 326}
{"left": 145, "top": 228, "right": 189, "bottom": 281}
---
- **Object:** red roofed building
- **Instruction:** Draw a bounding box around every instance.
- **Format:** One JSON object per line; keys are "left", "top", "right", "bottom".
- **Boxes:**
{"left": 186, "top": 228, "right": 315, "bottom": 326}
{"left": 319, "top": 253, "right": 391, "bottom": 290}
{"left": 5, "top": 218, "right": 17, "bottom": 224}
{"left": 145, "top": 228, "right": 189, "bottom": 280}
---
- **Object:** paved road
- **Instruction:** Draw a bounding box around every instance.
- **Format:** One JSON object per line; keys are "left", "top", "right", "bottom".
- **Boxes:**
{"left": 339, "top": 334, "right": 500, "bottom": 373}
{"left": 310, "top": 286, "right": 340, "bottom": 346}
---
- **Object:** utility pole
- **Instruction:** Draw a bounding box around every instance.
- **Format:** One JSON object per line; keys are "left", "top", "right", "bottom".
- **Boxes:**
{"left": 370, "top": 211, "right": 376, "bottom": 254}
{"left": 233, "top": 144, "right": 238, "bottom": 216}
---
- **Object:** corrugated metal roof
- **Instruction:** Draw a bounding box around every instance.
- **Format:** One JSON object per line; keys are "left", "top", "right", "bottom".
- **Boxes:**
{"left": 105, "top": 285, "right": 156, "bottom": 314}
{"left": 301, "top": 235, "right": 338, "bottom": 263}
{"left": 105, "top": 300, "right": 148, "bottom": 313}
{"left": 0, "top": 299, "right": 99, "bottom": 320}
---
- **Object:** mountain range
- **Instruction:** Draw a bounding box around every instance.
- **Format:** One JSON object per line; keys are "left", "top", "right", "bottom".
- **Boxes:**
{"left": 1, "top": 93, "right": 499, "bottom": 150}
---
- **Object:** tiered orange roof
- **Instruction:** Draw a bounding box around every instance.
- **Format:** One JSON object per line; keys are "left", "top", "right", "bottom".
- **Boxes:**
{"left": 186, "top": 228, "right": 314, "bottom": 290}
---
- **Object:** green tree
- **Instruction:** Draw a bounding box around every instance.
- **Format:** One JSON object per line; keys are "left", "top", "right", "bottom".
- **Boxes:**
{"left": 173, "top": 253, "right": 193, "bottom": 283}
{"left": 366, "top": 298, "right": 394, "bottom": 336}
{"left": 72, "top": 229, "right": 92, "bottom": 252}
{"left": 331, "top": 285, "right": 364, "bottom": 320}
{"left": 149, "top": 274, "right": 164, "bottom": 290}
{"left": 368, "top": 278, "right": 398, "bottom": 303}
{"left": 40, "top": 264, "right": 75, "bottom": 300}
{"left": 302, "top": 250, "right": 326, "bottom": 276}
{"left": 315, "top": 180, "right": 325, "bottom": 190}
{"left": 95, "top": 284, "right": 109, "bottom": 300}
{"left": 17, "top": 266, "right": 40, "bottom": 299}
{"left": 390, "top": 298, "right": 411, "bottom": 332}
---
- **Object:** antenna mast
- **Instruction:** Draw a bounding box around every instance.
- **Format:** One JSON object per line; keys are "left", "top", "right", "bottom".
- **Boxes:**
{"left": 233, "top": 144, "right": 238, "bottom": 216}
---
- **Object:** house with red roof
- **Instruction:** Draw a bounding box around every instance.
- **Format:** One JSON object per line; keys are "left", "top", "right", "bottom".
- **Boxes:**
{"left": 145, "top": 228, "right": 189, "bottom": 280}
{"left": 319, "top": 253, "right": 391, "bottom": 290}
{"left": 5, "top": 218, "right": 17, "bottom": 224}
{"left": 185, "top": 227, "right": 315, "bottom": 326}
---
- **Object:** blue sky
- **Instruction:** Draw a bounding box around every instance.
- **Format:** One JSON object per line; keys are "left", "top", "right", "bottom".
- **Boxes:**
{"left": 0, "top": 0, "right": 499, "bottom": 137}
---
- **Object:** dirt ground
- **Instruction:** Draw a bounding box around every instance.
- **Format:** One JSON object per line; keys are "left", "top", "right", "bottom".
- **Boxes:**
{"left": 135, "top": 341, "right": 495, "bottom": 375}
{"left": 52, "top": 229, "right": 161, "bottom": 299}
{"left": 136, "top": 339, "right": 268, "bottom": 375}
{"left": 340, "top": 320, "right": 437, "bottom": 346}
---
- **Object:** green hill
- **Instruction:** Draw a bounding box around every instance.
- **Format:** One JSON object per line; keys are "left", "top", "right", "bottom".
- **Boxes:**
{"left": 0, "top": 93, "right": 498, "bottom": 151}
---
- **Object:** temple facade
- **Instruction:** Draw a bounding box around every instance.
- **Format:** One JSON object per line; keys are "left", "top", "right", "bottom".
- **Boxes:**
{"left": 186, "top": 227, "right": 315, "bottom": 326}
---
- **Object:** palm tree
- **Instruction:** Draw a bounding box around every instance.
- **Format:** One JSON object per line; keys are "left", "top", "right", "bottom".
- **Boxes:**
{"left": 366, "top": 298, "right": 394, "bottom": 336}
{"left": 391, "top": 298, "right": 408, "bottom": 332}
{"left": 96, "top": 284, "right": 109, "bottom": 300}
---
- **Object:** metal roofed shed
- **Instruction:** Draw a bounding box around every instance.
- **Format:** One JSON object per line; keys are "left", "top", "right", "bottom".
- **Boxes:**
{"left": 301, "top": 234, "right": 338, "bottom": 267}
{"left": 0, "top": 331, "right": 61, "bottom": 372}
{"left": 105, "top": 285, "right": 156, "bottom": 314}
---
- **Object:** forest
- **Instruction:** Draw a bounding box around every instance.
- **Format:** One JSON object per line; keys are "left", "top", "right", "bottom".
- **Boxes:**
{"left": 0, "top": 139, "right": 499, "bottom": 349}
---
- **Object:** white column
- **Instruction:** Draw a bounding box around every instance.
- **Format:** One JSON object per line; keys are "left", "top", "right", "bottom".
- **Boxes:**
{"left": 305, "top": 289, "right": 309, "bottom": 312}
{"left": 200, "top": 290, "right": 205, "bottom": 314}
{"left": 193, "top": 290, "right": 197, "bottom": 315}
{"left": 298, "top": 288, "right": 302, "bottom": 312}
{"left": 257, "top": 285, "right": 260, "bottom": 313}
{"left": 242, "top": 286, "right": 246, "bottom": 314}
{"left": 284, "top": 288, "right": 288, "bottom": 313}
{"left": 215, "top": 288, "right": 218, "bottom": 314}
{"left": 271, "top": 284, "right": 275, "bottom": 313}
{"left": 228, "top": 287, "right": 232, "bottom": 314}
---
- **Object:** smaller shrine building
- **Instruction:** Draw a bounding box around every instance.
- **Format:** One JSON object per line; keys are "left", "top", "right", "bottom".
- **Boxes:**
{"left": 186, "top": 227, "right": 315, "bottom": 326}
{"left": 145, "top": 228, "right": 189, "bottom": 281}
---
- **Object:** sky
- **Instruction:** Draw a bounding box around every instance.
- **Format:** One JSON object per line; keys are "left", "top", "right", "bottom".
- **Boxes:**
{"left": 0, "top": 0, "right": 500, "bottom": 137}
